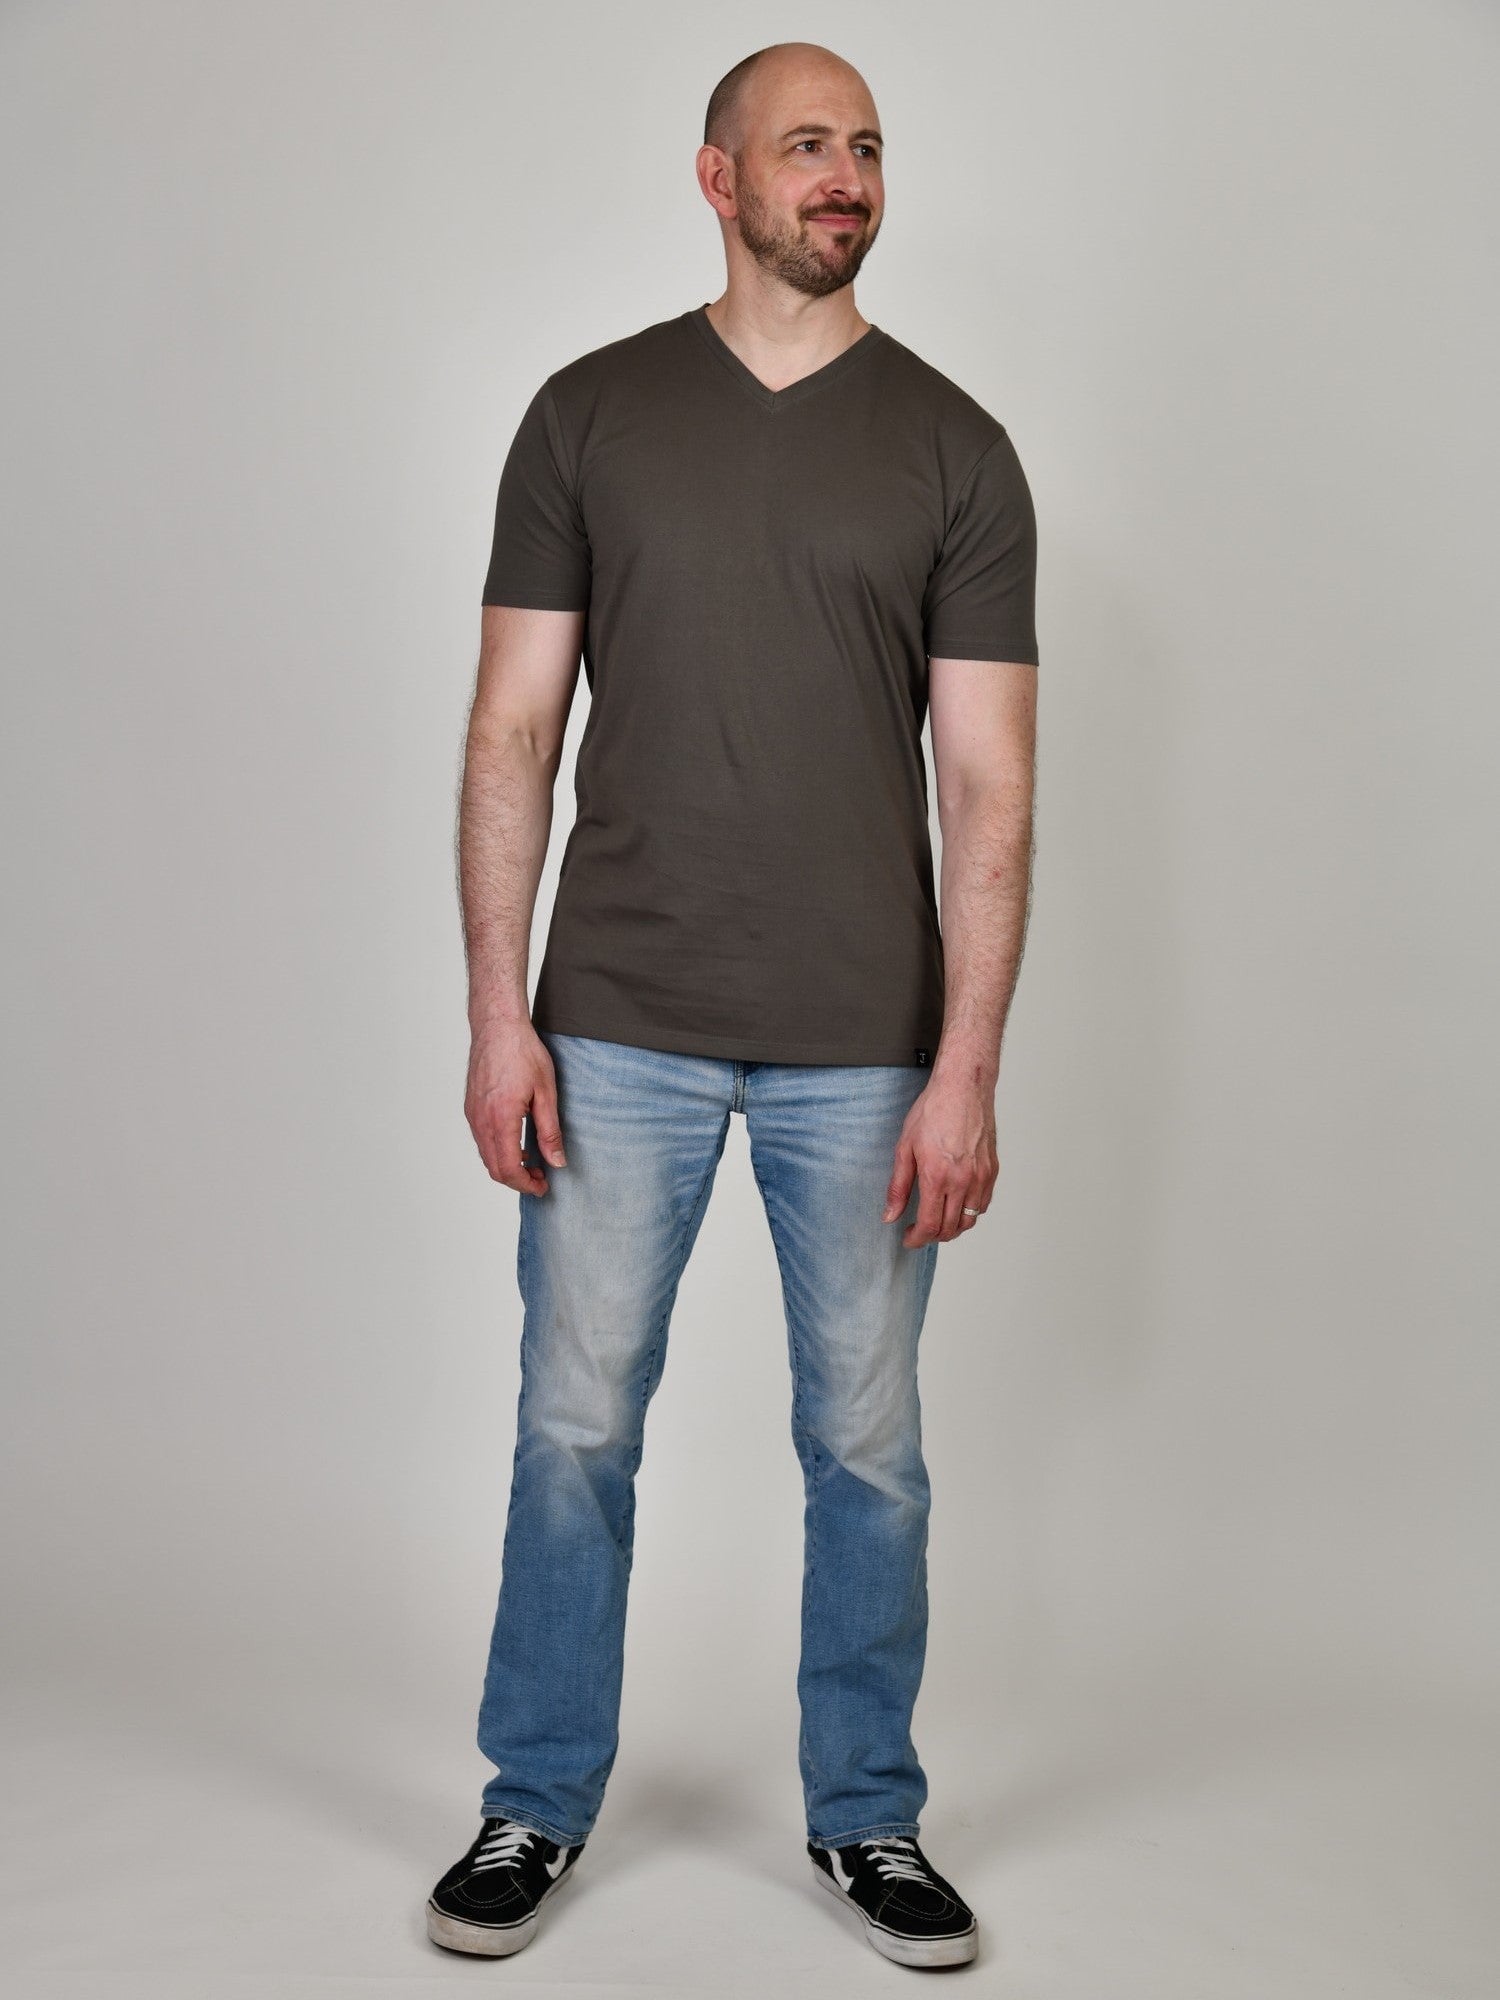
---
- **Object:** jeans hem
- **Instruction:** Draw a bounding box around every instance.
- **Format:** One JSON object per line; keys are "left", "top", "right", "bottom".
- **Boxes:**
{"left": 478, "top": 1802, "right": 590, "bottom": 1848}
{"left": 807, "top": 1817, "right": 921, "bottom": 1850}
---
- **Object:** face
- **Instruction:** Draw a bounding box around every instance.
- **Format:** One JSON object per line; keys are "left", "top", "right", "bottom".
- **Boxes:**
{"left": 727, "top": 59, "right": 884, "bottom": 298}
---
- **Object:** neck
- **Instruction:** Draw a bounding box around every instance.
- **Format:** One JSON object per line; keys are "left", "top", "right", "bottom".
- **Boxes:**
{"left": 703, "top": 284, "right": 870, "bottom": 386}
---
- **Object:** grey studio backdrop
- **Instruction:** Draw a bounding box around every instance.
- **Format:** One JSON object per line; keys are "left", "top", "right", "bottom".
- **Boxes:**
{"left": 3, "top": 4, "right": 1496, "bottom": 1996}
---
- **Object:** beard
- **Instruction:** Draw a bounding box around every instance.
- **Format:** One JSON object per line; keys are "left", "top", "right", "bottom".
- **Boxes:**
{"left": 733, "top": 171, "right": 879, "bottom": 298}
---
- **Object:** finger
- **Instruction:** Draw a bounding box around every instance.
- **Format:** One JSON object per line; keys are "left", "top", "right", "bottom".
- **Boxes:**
{"left": 964, "top": 1168, "right": 1000, "bottom": 1240}
{"left": 911, "top": 1172, "right": 977, "bottom": 1246}
{"left": 903, "top": 1165, "right": 949, "bottom": 1248}
{"left": 936, "top": 1180, "right": 971, "bottom": 1243}
{"left": 883, "top": 1138, "right": 917, "bottom": 1223}
{"left": 493, "top": 1097, "right": 548, "bottom": 1195}
{"left": 956, "top": 1179, "right": 988, "bottom": 1237}
{"left": 516, "top": 1109, "right": 552, "bottom": 1195}
{"left": 466, "top": 1101, "right": 509, "bottom": 1186}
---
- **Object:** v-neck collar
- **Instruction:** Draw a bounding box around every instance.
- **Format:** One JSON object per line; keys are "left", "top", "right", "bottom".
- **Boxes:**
{"left": 687, "top": 302, "right": 885, "bottom": 412}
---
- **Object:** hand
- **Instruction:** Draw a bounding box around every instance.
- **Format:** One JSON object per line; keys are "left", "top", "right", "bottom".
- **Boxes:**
{"left": 465, "top": 1016, "right": 567, "bottom": 1196}
{"left": 883, "top": 1069, "right": 998, "bottom": 1247}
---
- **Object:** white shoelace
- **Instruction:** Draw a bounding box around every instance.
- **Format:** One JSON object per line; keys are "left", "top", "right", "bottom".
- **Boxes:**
{"left": 473, "top": 1823, "right": 542, "bottom": 1874}
{"left": 859, "top": 1837, "right": 930, "bottom": 1883}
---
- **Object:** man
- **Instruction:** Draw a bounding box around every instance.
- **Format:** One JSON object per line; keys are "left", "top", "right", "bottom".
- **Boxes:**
{"left": 426, "top": 40, "right": 1038, "bottom": 1972}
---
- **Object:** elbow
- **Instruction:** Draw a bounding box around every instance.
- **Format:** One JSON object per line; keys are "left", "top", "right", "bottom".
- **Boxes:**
{"left": 937, "top": 767, "right": 1033, "bottom": 843}
{"left": 467, "top": 710, "right": 566, "bottom": 781}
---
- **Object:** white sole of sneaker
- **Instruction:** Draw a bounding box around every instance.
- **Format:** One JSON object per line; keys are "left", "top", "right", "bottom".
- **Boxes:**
{"left": 811, "top": 1856, "right": 979, "bottom": 1967}
{"left": 426, "top": 1861, "right": 575, "bottom": 1956}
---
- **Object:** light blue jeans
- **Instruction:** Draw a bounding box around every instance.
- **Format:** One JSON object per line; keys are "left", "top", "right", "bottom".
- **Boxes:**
{"left": 476, "top": 1031, "right": 942, "bottom": 1850}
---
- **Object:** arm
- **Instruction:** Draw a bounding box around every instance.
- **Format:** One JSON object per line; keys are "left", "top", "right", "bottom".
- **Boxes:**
{"left": 883, "top": 656, "right": 1038, "bottom": 1247}
{"left": 457, "top": 603, "right": 585, "bottom": 1196}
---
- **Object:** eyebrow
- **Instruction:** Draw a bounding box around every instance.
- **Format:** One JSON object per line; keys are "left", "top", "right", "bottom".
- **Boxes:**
{"left": 780, "top": 123, "right": 884, "bottom": 149}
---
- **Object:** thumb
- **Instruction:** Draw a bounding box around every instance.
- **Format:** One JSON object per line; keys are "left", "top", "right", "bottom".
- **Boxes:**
{"left": 531, "top": 1087, "right": 568, "bottom": 1166}
{"left": 883, "top": 1138, "right": 915, "bottom": 1222}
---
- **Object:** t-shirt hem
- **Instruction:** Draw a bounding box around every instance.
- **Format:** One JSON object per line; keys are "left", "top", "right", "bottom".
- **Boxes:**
{"left": 481, "top": 588, "right": 590, "bottom": 610}
{"left": 530, "top": 1010, "right": 939, "bottom": 1069}
{"left": 926, "top": 639, "right": 1040, "bottom": 663}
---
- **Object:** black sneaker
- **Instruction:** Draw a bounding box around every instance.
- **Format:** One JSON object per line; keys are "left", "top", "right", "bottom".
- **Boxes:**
{"left": 809, "top": 1834, "right": 978, "bottom": 1967}
{"left": 426, "top": 1817, "right": 584, "bottom": 1956}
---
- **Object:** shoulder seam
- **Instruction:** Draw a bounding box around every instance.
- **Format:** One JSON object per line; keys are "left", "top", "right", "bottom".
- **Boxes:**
{"left": 946, "top": 430, "right": 1012, "bottom": 524}
{"left": 540, "top": 378, "right": 583, "bottom": 498}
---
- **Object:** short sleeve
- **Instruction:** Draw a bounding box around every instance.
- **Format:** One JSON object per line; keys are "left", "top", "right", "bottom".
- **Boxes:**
{"left": 481, "top": 380, "right": 592, "bottom": 609}
{"left": 922, "top": 430, "right": 1039, "bottom": 664}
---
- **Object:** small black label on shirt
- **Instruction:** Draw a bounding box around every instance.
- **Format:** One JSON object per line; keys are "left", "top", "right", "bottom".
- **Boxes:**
{"left": 914, "top": 1047, "right": 930, "bottom": 1066}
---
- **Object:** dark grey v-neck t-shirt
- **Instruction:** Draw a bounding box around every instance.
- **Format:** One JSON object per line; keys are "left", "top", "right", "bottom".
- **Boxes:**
{"left": 481, "top": 302, "right": 1039, "bottom": 1066}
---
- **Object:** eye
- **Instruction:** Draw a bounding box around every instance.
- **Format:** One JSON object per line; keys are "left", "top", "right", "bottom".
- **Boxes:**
{"left": 795, "top": 139, "right": 881, "bottom": 161}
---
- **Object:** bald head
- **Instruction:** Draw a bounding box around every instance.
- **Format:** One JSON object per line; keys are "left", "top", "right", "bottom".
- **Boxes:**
{"left": 704, "top": 41, "right": 868, "bottom": 157}
{"left": 697, "top": 43, "right": 884, "bottom": 300}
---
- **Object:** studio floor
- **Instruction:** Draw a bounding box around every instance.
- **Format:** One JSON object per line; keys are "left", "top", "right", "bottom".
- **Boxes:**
{"left": 4, "top": 1666, "right": 1492, "bottom": 1998}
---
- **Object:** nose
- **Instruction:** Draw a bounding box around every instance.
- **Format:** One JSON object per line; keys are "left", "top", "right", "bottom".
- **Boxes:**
{"left": 819, "top": 147, "right": 871, "bottom": 204}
